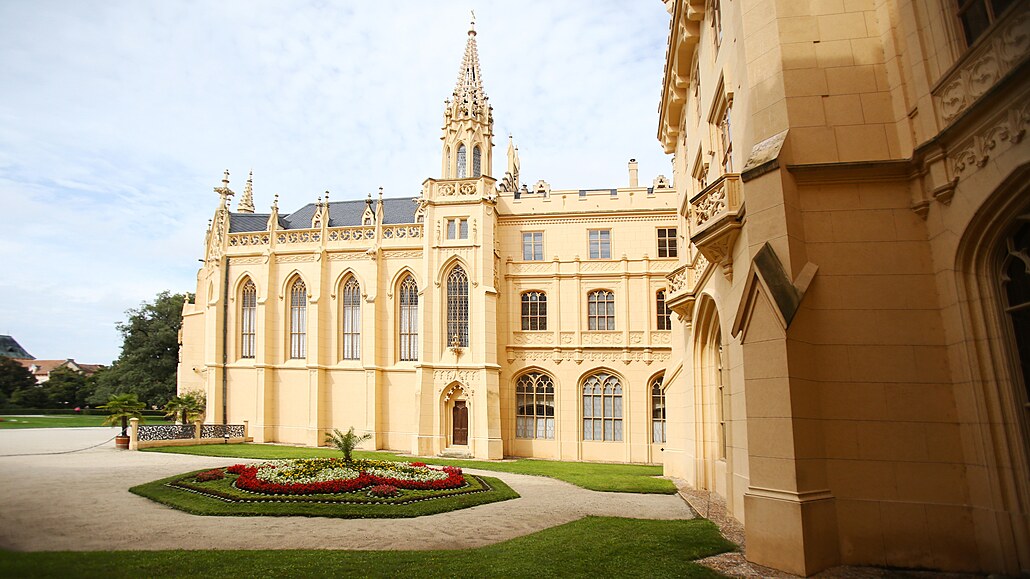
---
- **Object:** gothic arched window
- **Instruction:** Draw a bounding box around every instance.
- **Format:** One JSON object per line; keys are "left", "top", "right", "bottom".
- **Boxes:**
{"left": 289, "top": 278, "right": 307, "bottom": 359}
{"left": 651, "top": 374, "right": 666, "bottom": 443}
{"left": 447, "top": 265, "right": 469, "bottom": 347}
{"left": 399, "top": 275, "right": 418, "bottom": 361}
{"left": 457, "top": 145, "right": 467, "bottom": 179}
{"left": 582, "top": 372, "right": 623, "bottom": 441}
{"left": 472, "top": 146, "right": 482, "bottom": 177}
{"left": 521, "top": 291, "right": 547, "bottom": 331}
{"left": 587, "top": 290, "right": 615, "bottom": 330}
{"left": 342, "top": 277, "right": 361, "bottom": 360}
{"left": 240, "top": 279, "right": 256, "bottom": 359}
{"left": 1002, "top": 220, "right": 1030, "bottom": 402}
{"left": 516, "top": 372, "right": 555, "bottom": 439}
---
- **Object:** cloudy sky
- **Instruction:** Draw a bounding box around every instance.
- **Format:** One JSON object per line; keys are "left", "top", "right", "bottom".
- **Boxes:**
{"left": 0, "top": 1, "right": 673, "bottom": 364}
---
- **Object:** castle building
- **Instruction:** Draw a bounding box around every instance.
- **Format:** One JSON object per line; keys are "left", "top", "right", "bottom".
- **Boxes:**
{"left": 178, "top": 20, "right": 680, "bottom": 464}
{"left": 656, "top": 0, "right": 1028, "bottom": 575}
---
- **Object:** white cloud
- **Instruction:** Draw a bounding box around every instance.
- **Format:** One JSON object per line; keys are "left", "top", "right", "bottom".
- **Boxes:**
{"left": 0, "top": 0, "right": 673, "bottom": 362}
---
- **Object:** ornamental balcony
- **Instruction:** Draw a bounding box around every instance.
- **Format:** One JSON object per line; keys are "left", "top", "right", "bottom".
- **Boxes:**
{"left": 688, "top": 173, "right": 743, "bottom": 280}
{"left": 664, "top": 252, "right": 710, "bottom": 321}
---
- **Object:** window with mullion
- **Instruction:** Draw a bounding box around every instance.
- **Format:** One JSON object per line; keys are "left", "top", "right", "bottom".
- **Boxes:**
{"left": 289, "top": 279, "right": 307, "bottom": 359}
{"left": 582, "top": 373, "right": 622, "bottom": 441}
{"left": 446, "top": 266, "right": 469, "bottom": 347}
{"left": 521, "top": 291, "right": 547, "bottom": 331}
{"left": 652, "top": 375, "right": 666, "bottom": 443}
{"left": 240, "top": 280, "right": 257, "bottom": 359}
{"left": 399, "top": 275, "right": 419, "bottom": 361}
{"left": 956, "top": 0, "right": 1015, "bottom": 46}
{"left": 522, "top": 232, "right": 543, "bottom": 261}
{"left": 587, "top": 290, "right": 615, "bottom": 331}
{"left": 656, "top": 290, "right": 672, "bottom": 330}
{"left": 657, "top": 228, "right": 678, "bottom": 258}
{"left": 588, "top": 229, "right": 611, "bottom": 259}
{"left": 342, "top": 278, "right": 361, "bottom": 360}
{"left": 516, "top": 372, "right": 555, "bottom": 439}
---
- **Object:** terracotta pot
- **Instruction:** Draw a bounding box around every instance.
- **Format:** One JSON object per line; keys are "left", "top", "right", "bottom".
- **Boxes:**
{"left": 114, "top": 435, "right": 130, "bottom": 449}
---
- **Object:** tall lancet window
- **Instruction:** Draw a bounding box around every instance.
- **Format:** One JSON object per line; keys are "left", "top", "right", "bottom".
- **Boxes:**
{"left": 472, "top": 146, "right": 482, "bottom": 177}
{"left": 446, "top": 265, "right": 469, "bottom": 348}
{"left": 399, "top": 275, "right": 419, "bottom": 361}
{"left": 289, "top": 279, "right": 307, "bottom": 359}
{"left": 457, "top": 145, "right": 467, "bottom": 179}
{"left": 342, "top": 278, "right": 361, "bottom": 360}
{"left": 240, "top": 280, "right": 257, "bottom": 359}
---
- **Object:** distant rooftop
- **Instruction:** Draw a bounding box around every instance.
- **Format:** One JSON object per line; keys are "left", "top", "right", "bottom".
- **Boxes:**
{"left": 0, "top": 335, "right": 33, "bottom": 359}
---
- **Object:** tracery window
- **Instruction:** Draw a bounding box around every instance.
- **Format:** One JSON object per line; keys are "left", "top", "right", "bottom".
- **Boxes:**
{"left": 399, "top": 275, "right": 419, "bottom": 361}
{"left": 342, "top": 278, "right": 361, "bottom": 360}
{"left": 587, "top": 290, "right": 615, "bottom": 331}
{"left": 472, "top": 146, "right": 482, "bottom": 177}
{"left": 656, "top": 290, "right": 671, "bottom": 331}
{"left": 447, "top": 265, "right": 469, "bottom": 348}
{"left": 521, "top": 291, "right": 547, "bottom": 331}
{"left": 582, "top": 372, "right": 623, "bottom": 441}
{"left": 516, "top": 372, "right": 555, "bottom": 439}
{"left": 240, "top": 279, "right": 256, "bottom": 359}
{"left": 651, "top": 374, "right": 666, "bottom": 443}
{"left": 289, "top": 278, "right": 307, "bottom": 359}
{"left": 1002, "top": 219, "right": 1030, "bottom": 404}
{"left": 457, "top": 144, "right": 467, "bottom": 179}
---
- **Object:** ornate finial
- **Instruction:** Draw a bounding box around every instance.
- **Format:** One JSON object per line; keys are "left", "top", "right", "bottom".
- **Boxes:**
{"left": 271, "top": 193, "right": 279, "bottom": 211}
{"left": 378, "top": 186, "right": 384, "bottom": 201}
{"left": 213, "top": 169, "right": 234, "bottom": 203}
{"left": 469, "top": 10, "right": 476, "bottom": 35}
{"left": 222, "top": 169, "right": 229, "bottom": 187}
{"left": 367, "top": 190, "right": 372, "bottom": 201}
{"left": 238, "top": 169, "right": 255, "bottom": 213}
{"left": 324, "top": 190, "right": 330, "bottom": 204}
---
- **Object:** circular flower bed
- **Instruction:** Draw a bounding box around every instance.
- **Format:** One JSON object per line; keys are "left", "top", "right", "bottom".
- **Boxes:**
{"left": 226, "top": 458, "right": 465, "bottom": 496}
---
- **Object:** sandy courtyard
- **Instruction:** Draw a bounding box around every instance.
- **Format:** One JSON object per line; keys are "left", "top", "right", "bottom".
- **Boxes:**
{"left": 0, "top": 427, "right": 692, "bottom": 551}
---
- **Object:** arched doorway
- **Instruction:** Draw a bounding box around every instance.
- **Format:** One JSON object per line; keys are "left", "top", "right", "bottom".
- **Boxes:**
{"left": 693, "top": 294, "right": 728, "bottom": 495}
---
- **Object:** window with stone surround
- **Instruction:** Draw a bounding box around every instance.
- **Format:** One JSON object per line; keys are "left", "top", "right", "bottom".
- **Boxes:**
{"left": 657, "top": 228, "right": 678, "bottom": 258}
{"left": 521, "top": 291, "right": 547, "bottom": 331}
{"left": 457, "top": 144, "right": 467, "bottom": 178}
{"left": 446, "top": 265, "right": 469, "bottom": 348}
{"left": 587, "top": 290, "right": 615, "bottom": 331}
{"left": 651, "top": 374, "right": 666, "bottom": 443}
{"left": 588, "top": 229, "right": 611, "bottom": 259}
{"left": 656, "top": 290, "right": 672, "bottom": 331}
{"left": 399, "top": 275, "right": 418, "bottom": 361}
{"left": 472, "top": 145, "right": 482, "bottom": 177}
{"left": 516, "top": 371, "right": 555, "bottom": 439}
{"left": 288, "top": 278, "right": 307, "bottom": 359}
{"left": 956, "top": 0, "right": 1016, "bottom": 47}
{"left": 582, "top": 372, "right": 623, "bottom": 441}
{"left": 240, "top": 279, "right": 256, "bottom": 359}
{"left": 342, "top": 277, "right": 361, "bottom": 360}
{"left": 522, "top": 231, "right": 543, "bottom": 261}
{"left": 447, "top": 218, "right": 468, "bottom": 240}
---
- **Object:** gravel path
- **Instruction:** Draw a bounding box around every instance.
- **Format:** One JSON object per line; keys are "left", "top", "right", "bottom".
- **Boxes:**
{"left": 0, "top": 428, "right": 692, "bottom": 552}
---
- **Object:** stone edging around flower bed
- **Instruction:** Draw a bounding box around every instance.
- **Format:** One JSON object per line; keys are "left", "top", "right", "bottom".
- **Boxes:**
{"left": 166, "top": 473, "right": 495, "bottom": 506}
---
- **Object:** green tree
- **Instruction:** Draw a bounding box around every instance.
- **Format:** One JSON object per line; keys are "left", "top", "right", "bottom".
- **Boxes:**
{"left": 88, "top": 291, "right": 192, "bottom": 407}
{"left": 99, "top": 393, "right": 145, "bottom": 437}
{"left": 325, "top": 427, "right": 373, "bottom": 463}
{"left": 163, "top": 391, "right": 206, "bottom": 424}
{"left": 10, "top": 385, "right": 48, "bottom": 409}
{"left": 45, "top": 367, "right": 95, "bottom": 409}
{"left": 0, "top": 357, "right": 36, "bottom": 400}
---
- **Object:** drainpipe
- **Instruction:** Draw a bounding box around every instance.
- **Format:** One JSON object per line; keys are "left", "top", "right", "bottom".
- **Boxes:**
{"left": 222, "top": 255, "right": 229, "bottom": 425}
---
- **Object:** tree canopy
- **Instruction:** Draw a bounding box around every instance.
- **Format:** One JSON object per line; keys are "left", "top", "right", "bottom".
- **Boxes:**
{"left": 0, "top": 357, "right": 36, "bottom": 404}
{"left": 89, "top": 291, "right": 192, "bottom": 408}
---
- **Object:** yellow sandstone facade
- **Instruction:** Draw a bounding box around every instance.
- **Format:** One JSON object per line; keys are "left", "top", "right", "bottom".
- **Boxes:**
{"left": 178, "top": 22, "right": 679, "bottom": 464}
{"left": 657, "top": 0, "right": 1028, "bottom": 575}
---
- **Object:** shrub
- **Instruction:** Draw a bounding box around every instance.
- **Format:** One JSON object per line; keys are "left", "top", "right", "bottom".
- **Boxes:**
{"left": 368, "top": 484, "right": 400, "bottom": 498}
{"left": 195, "top": 469, "right": 225, "bottom": 482}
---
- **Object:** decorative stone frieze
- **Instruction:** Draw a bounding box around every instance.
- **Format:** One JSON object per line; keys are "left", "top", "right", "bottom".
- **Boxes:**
{"left": 688, "top": 174, "right": 742, "bottom": 280}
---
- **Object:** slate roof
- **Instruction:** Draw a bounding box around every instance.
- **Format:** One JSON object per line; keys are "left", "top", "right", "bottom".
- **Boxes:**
{"left": 229, "top": 198, "right": 419, "bottom": 233}
{"left": 0, "top": 335, "right": 33, "bottom": 359}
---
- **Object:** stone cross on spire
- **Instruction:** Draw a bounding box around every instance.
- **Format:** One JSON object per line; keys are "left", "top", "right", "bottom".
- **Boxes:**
{"left": 453, "top": 11, "right": 486, "bottom": 118}
{"left": 213, "top": 169, "right": 234, "bottom": 206}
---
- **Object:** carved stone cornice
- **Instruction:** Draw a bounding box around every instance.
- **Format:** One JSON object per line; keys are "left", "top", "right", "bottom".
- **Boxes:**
{"left": 658, "top": 0, "right": 705, "bottom": 154}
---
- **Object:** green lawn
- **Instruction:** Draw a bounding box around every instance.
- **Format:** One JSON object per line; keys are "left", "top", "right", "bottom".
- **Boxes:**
{"left": 0, "top": 415, "right": 162, "bottom": 429}
{"left": 0, "top": 516, "right": 734, "bottom": 578}
{"left": 131, "top": 468, "right": 519, "bottom": 518}
{"left": 144, "top": 443, "right": 677, "bottom": 494}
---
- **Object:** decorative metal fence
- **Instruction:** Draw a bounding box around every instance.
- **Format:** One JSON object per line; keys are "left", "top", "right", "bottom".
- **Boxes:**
{"left": 137, "top": 424, "right": 195, "bottom": 442}
{"left": 200, "top": 424, "right": 246, "bottom": 439}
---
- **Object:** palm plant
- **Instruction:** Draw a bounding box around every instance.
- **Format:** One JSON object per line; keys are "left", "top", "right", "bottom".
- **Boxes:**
{"left": 164, "top": 391, "right": 206, "bottom": 424}
{"left": 99, "top": 393, "right": 145, "bottom": 437}
{"left": 325, "top": 427, "right": 373, "bottom": 463}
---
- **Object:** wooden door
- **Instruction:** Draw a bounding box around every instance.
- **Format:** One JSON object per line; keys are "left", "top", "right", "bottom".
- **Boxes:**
{"left": 452, "top": 401, "right": 468, "bottom": 445}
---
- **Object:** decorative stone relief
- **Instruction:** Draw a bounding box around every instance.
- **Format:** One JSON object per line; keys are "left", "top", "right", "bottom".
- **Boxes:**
{"left": 951, "top": 102, "right": 1029, "bottom": 176}
{"left": 511, "top": 332, "right": 554, "bottom": 345}
{"left": 581, "top": 261, "right": 620, "bottom": 273}
{"left": 651, "top": 331, "right": 671, "bottom": 345}
{"left": 328, "top": 252, "right": 367, "bottom": 261}
{"left": 228, "top": 233, "right": 270, "bottom": 247}
{"left": 560, "top": 332, "right": 575, "bottom": 344}
{"left": 384, "top": 250, "right": 423, "bottom": 259}
{"left": 434, "top": 369, "right": 480, "bottom": 384}
{"left": 581, "top": 332, "right": 622, "bottom": 345}
{"left": 629, "top": 332, "right": 644, "bottom": 345}
{"left": 508, "top": 262, "right": 551, "bottom": 274}
{"left": 276, "top": 254, "right": 316, "bottom": 263}
{"left": 231, "top": 256, "right": 265, "bottom": 265}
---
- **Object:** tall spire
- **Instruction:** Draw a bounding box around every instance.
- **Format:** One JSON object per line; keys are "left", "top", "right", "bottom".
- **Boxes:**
{"left": 238, "top": 170, "right": 255, "bottom": 213}
{"left": 452, "top": 11, "right": 486, "bottom": 118}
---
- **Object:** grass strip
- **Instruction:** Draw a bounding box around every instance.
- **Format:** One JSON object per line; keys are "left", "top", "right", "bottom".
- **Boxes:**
{"left": 0, "top": 516, "right": 734, "bottom": 578}
{"left": 144, "top": 444, "right": 676, "bottom": 494}
{"left": 130, "top": 469, "right": 518, "bottom": 518}
{"left": 0, "top": 415, "right": 168, "bottom": 429}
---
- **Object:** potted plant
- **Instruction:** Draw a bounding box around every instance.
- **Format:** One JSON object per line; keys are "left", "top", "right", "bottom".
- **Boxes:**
{"left": 163, "top": 391, "right": 206, "bottom": 424}
{"left": 99, "top": 393, "right": 145, "bottom": 449}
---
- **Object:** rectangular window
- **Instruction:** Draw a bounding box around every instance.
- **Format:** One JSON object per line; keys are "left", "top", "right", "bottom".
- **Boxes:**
{"left": 587, "top": 290, "right": 615, "bottom": 331}
{"left": 446, "top": 218, "right": 468, "bottom": 240}
{"left": 657, "top": 228, "right": 678, "bottom": 258}
{"left": 522, "top": 232, "right": 543, "bottom": 261}
{"left": 521, "top": 292, "right": 547, "bottom": 331}
{"left": 656, "top": 290, "right": 672, "bottom": 331}
{"left": 588, "top": 229, "right": 611, "bottom": 259}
